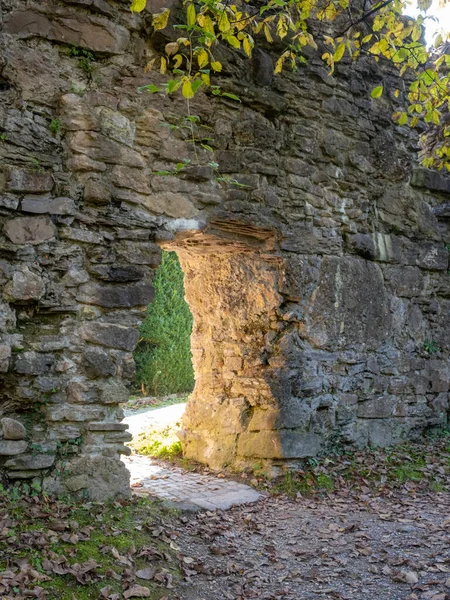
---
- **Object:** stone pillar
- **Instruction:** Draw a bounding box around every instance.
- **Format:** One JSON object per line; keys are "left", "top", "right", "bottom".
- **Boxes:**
{"left": 176, "top": 241, "right": 285, "bottom": 468}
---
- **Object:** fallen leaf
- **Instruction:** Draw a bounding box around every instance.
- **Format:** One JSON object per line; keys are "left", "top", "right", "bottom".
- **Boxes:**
{"left": 124, "top": 585, "right": 150, "bottom": 598}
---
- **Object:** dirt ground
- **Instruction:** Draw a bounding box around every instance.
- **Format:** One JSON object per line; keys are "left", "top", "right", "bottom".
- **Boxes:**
{"left": 170, "top": 489, "right": 450, "bottom": 600}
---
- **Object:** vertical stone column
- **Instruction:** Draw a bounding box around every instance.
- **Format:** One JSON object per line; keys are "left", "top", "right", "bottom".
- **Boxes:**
{"left": 175, "top": 238, "right": 287, "bottom": 468}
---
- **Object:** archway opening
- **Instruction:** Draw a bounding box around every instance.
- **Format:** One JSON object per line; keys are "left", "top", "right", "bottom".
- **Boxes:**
{"left": 126, "top": 250, "right": 194, "bottom": 460}
{"left": 124, "top": 226, "right": 288, "bottom": 474}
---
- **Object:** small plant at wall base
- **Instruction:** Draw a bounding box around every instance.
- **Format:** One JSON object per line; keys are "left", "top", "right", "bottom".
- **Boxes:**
{"left": 134, "top": 250, "right": 195, "bottom": 396}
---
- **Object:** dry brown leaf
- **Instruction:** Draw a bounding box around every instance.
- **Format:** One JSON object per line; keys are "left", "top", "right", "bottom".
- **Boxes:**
{"left": 123, "top": 585, "right": 150, "bottom": 598}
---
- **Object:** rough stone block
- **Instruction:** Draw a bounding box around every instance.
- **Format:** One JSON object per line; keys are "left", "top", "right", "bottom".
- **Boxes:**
{"left": 14, "top": 351, "right": 54, "bottom": 375}
{"left": 100, "top": 381, "right": 129, "bottom": 404}
{"left": 5, "top": 453, "right": 55, "bottom": 470}
{"left": 5, "top": 9, "right": 130, "bottom": 54}
{"left": 111, "top": 165, "right": 150, "bottom": 194}
{"left": 87, "top": 422, "right": 129, "bottom": 431}
{"left": 48, "top": 404, "right": 105, "bottom": 422}
{"left": 143, "top": 192, "right": 198, "bottom": 218}
{"left": 21, "top": 196, "right": 75, "bottom": 215}
{"left": 3, "top": 266, "right": 45, "bottom": 302}
{"left": 98, "top": 108, "right": 135, "bottom": 147}
{"left": 83, "top": 347, "right": 116, "bottom": 378}
{"left": 411, "top": 168, "right": 450, "bottom": 194}
{"left": 88, "top": 264, "right": 146, "bottom": 283}
{"left": 0, "top": 345, "right": 11, "bottom": 373}
{"left": 6, "top": 168, "right": 53, "bottom": 193}
{"left": 79, "top": 322, "right": 139, "bottom": 351}
{"left": 303, "top": 257, "right": 391, "bottom": 350}
{"left": 60, "top": 227, "right": 104, "bottom": 245}
{"left": 84, "top": 179, "right": 111, "bottom": 205}
{"left": 76, "top": 282, "right": 154, "bottom": 308}
{"left": 0, "top": 440, "right": 28, "bottom": 455}
{"left": 1, "top": 417, "right": 26, "bottom": 440}
{"left": 70, "top": 131, "right": 145, "bottom": 167}
{"left": 3, "top": 216, "right": 57, "bottom": 245}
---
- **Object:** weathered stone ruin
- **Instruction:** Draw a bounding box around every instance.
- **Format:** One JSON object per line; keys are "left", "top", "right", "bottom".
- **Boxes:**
{"left": 0, "top": 0, "right": 449, "bottom": 498}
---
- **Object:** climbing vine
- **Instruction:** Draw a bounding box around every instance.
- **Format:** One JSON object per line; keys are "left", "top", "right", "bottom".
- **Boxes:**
{"left": 131, "top": 0, "right": 450, "bottom": 170}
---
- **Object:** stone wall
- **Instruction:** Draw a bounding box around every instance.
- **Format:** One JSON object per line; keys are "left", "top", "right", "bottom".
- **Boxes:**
{"left": 0, "top": 0, "right": 449, "bottom": 497}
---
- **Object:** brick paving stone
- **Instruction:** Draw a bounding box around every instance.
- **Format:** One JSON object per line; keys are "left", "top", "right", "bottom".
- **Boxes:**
{"left": 122, "top": 454, "right": 262, "bottom": 510}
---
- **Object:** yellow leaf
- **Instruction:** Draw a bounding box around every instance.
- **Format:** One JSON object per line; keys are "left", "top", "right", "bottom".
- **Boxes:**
{"left": 186, "top": 3, "right": 196, "bottom": 26}
{"left": 274, "top": 56, "right": 284, "bottom": 74}
{"left": 218, "top": 11, "right": 231, "bottom": 33}
{"left": 197, "top": 49, "right": 209, "bottom": 68}
{"left": 333, "top": 43, "right": 345, "bottom": 62}
{"left": 201, "top": 73, "right": 210, "bottom": 86}
{"left": 393, "top": 89, "right": 400, "bottom": 98}
{"left": 160, "top": 56, "right": 167, "bottom": 75}
{"left": 130, "top": 0, "right": 146, "bottom": 12}
{"left": 362, "top": 34, "right": 373, "bottom": 43}
{"left": 203, "top": 15, "right": 215, "bottom": 36}
{"left": 243, "top": 36, "right": 253, "bottom": 57}
{"left": 152, "top": 8, "right": 170, "bottom": 31}
{"left": 371, "top": 85, "right": 383, "bottom": 98}
{"left": 173, "top": 54, "right": 183, "bottom": 68}
{"left": 277, "top": 15, "right": 288, "bottom": 40}
{"left": 412, "top": 24, "right": 422, "bottom": 42}
{"left": 144, "top": 58, "right": 156, "bottom": 73}
{"left": 211, "top": 61, "right": 222, "bottom": 72}
{"left": 264, "top": 24, "right": 273, "bottom": 43}
{"left": 182, "top": 78, "right": 194, "bottom": 99}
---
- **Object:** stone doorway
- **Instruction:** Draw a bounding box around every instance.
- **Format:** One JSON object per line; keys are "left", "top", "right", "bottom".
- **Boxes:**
{"left": 125, "top": 225, "right": 289, "bottom": 476}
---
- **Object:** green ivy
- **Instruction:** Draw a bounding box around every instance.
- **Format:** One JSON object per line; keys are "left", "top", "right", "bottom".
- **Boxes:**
{"left": 134, "top": 251, "right": 195, "bottom": 396}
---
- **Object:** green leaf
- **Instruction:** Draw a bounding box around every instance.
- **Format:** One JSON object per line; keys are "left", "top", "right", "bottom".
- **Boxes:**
{"left": 137, "top": 84, "right": 161, "bottom": 93}
{"left": 333, "top": 43, "right": 345, "bottom": 62}
{"left": 221, "top": 92, "right": 241, "bottom": 102}
{"left": 371, "top": 85, "right": 383, "bottom": 99}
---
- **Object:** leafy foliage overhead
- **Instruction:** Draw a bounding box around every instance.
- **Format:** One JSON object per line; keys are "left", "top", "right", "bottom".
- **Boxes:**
{"left": 131, "top": 0, "right": 450, "bottom": 171}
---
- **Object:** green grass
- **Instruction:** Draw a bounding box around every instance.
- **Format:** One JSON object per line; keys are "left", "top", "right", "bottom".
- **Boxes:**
{"left": 134, "top": 251, "right": 195, "bottom": 397}
{"left": 131, "top": 424, "right": 183, "bottom": 459}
